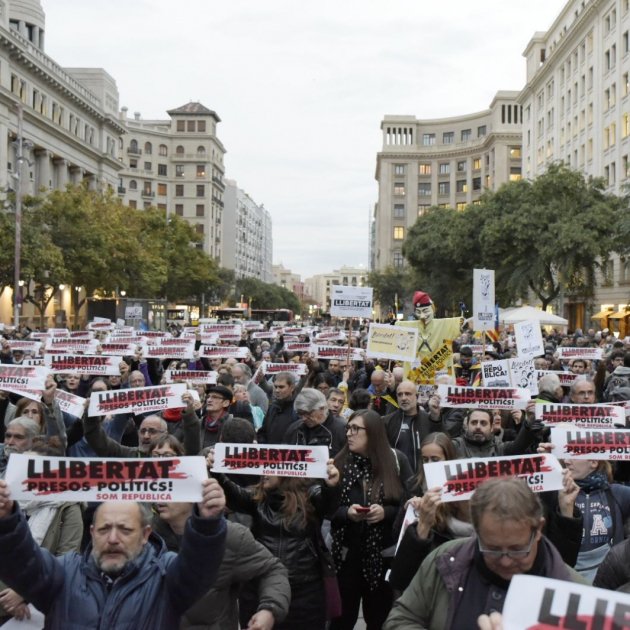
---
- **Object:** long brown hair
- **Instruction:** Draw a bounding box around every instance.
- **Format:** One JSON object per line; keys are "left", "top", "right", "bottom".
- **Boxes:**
{"left": 253, "top": 477, "right": 316, "bottom": 529}
{"left": 334, "top": 409, "right": 403, "bottom": 502}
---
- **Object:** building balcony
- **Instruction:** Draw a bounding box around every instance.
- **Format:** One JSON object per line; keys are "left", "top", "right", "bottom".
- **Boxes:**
{"left": 127, "top": 147, "right": 142, "bottom": 156}
{"left": 117, "top": 186, "right": 126, "bottom": 194}
{"left": 142, "top": 190, "right": 155, "bottom": 198}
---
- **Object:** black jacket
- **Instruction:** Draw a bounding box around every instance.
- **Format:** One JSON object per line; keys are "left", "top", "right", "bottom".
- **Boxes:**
{"left": 282, "top": 411, "right": 347, "bottom": 456}
{"left": 257, "top": 396, "right": 297, "bottom": 444}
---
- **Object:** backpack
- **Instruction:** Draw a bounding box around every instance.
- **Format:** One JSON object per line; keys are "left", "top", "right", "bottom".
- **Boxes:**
{"left": 603, "top": 373, "right": 630, "bottom": 402}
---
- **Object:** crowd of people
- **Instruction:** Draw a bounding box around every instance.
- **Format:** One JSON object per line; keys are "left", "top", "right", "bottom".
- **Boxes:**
{"left": 0, "top": 308, "right": 629, "bottom": 629}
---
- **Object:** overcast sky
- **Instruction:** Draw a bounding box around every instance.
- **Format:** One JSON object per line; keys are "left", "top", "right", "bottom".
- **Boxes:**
{"left": 45, "top": 1, "right": 565, "bottom": 280}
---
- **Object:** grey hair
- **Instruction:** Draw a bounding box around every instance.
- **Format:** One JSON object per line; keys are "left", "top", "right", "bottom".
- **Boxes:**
{"left": 139, "top": 416, "right": 168, "bottom": 432}
{"left": 570, "top": 375, "right": 595, "bottom": 396}
{"left": 274, "top": 371, "right": 296, "bottom": 386}
{"left": 93, "top": 502, "right": 154, "bottom": 529}
{"left": 8, "top": 417, "right": 41, "bottom": 439}
{"left": 234, "top": 363, "right": 252, "bottom": 378}
{"left": 537, "top": 373, "right": 561, "bottom": 395}
{"left": 294, "top": 388, "right": 327, "bottom": 414}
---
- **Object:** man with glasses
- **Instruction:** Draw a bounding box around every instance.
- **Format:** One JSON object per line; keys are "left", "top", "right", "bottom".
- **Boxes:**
{"left": 385, "top": 478, "right": 583, "bottom": 629}
{"left": 569, "top": 376, "right": 597, "bottom": 404}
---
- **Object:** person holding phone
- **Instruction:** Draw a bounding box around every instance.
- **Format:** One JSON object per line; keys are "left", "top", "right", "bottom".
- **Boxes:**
{"left": 330, "top": 409, "right": 413, "bottom": 629}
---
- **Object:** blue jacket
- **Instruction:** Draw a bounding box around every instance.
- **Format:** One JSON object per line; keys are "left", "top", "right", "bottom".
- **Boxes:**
{"left": 0, "top": 506, "right": 227, "bottom": 630}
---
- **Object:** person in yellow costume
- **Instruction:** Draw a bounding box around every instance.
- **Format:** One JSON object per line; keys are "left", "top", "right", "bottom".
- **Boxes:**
{"left": 396, "top": 291, "right": 461, "bottom": 385}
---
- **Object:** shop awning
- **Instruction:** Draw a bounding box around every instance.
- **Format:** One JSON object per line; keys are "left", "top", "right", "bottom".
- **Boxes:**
{"left": 591, "top": 310, "right": 614, "bottom": 320}
{"left": 609, "top": 310, "right": 630, "bottom": 320}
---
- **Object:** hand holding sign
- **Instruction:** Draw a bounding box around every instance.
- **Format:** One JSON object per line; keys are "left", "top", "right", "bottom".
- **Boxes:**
{"left": 477, "top": 611, "right": 503, "bottom": 630}
{"left": 0, "top": 480, "right": 13, "bottom": 520}
{"left": 197, "top": 478, "right": 226, "bottom": 519}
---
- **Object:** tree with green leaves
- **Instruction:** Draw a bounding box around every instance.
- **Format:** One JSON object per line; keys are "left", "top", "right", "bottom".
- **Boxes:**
{"left": 234, "top": 277, "right": 301, "bottom": 313}
{"left": 367, "top": 267, "right": 412, "bottom": 316}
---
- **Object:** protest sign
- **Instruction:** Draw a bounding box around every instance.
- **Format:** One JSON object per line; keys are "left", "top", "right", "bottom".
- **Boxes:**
{"left": 21, "top": 358, "right": 44, "bottom": 366}
{"left": 87, "top": 320, "right": 115, "bottom": 332}
{"left": 199, "top": 345, "right": 250, "bottom": 359}
{"left": 514, "top": 320, "right": 545, "bottom": 359}
{"left": 436, "top": 384, "right": 530, "bottom": 409}
{"left": 366, "top": 323, "right": 418, "bottom": 362}
{"left": 212, "top": 443, "right": 329, "bottom": 478}
{"left": 314, "top": 345, "right": 364, "bottom": 362}
{"left": 535, "top": 403, "right": 624, "bottom": 428}
{"left": 144, "top": 341, "right": 195, "bottom": 360}
{"left": 0, "top": 365, "right": 47, "bottom": 400}
{"left": 460, "top": 344, "right": 493, "bottom": 355}
{"left": 45, "top": 354, "right": 123, "bottom": 376}
{"left": 251, "top": 331, "right": 277, "bottom": 340}
{"left": 472, "top": 269, "right": 495, "bottom": 331}
{"left": 4, "top": 454, "right": 206, "bottom": 502}
{"left": 483, "top": 358, "right": 538, "bottom": 394}
{"left": 163, "top": 369, "right": 218, "bottom": 384}
{"left": 407, "top": 343, "right": 453, "bottom": 385}
{"left": 6, "top": 340, "right": 42, "bottom": 355}
{"left": 330, "top": 286, "right": 373, "bottom": 319}
{"left": 550, "top": 426, "right": 630, "bottom": 460}
{"left": 556, "top": 347, "right": 603, "bottom": 361}
{"left": 502, "top": 575, "right": 630, "bottom": 630}
{"left": 481, "top": 360, "right": 510, "bottom": 387}
{"left": 199, "top": 323, "right": 242, "bottom": 336}
{"left": 55, "top": 390, "right": 86, "bottom": 419}
{"left": 261, "top": 361, "right": 308, "bottom": 376}
{"left": 536, "top": 369, "right": 578, "bottom": 386}
{"left": 44, "top": 338, "right": 99, "bottom": 354}
{"left": 99, "top": 342, "right": 139, "bottom": 355}
{"left": 284, "top": 342, "right": 313, "bottom": 353}
{"left": 424, "top": 453, "right": 563, "bottom": 502}
{"left": 88, "top": 383, "right": 187, "bottom": 417}
{"left": 68, "top": 330, "right": 95, "bottom": 340}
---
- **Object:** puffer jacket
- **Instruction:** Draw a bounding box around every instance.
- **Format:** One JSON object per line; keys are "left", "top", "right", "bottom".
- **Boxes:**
{"left": 0, "top": 505, "right": 226, "bottom": 630}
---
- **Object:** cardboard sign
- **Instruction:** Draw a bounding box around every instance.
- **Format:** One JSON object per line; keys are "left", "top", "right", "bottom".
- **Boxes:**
{"left": 407, "top": 343, "right": 453, "bottom": 385}
{"left": 212, "top": 443, "right": 329, "bottom": 478}
{"left": 550, "top": 426, "right": 630, "bottom": 460}
{"left": 472, "top": 269, "right": 495, "bottom": 331}
{"left": 502, "top": 575, "right": 630, "bottom": 630}
{"left": 330, "top": 285, "right": 373, "bottom": 319}
{"left": 163, "top": 370, "right": 218, "bottom": 384}
{"left": 45, "top": 354, "right": 123, "bottom": 376}
{"left": 535, "top": 403, "right": 624, "bottom": 428}
{"left": 5, "top": 454, "right": 206, "bottom": 502}
{"left": 514, "top": 320, "right": 545, "bottom": 359}
{"left": 436, "top": 384, "right": 531, "bottom": 409}
{"left": 55, "top": 390, "right": 86, "bottom": 419}
{"left": 556, "top": 347, "right": 603, "bottom": 361}
{"left": 0, "top": 365, "right": 47, "bottom": 399}
{"left": 88, "top": 383, "right": 187, "bottom": 417}
{"left": 199, "top": 345, "right": 250, "bottom": 359}
{"left": 424, "top": 453, "right": 563, "bottom": 502}
{"left": 261, "top": 361, "right": 308, "bottom": 375}
{"left": 366, "top": 323, "right": 418, "bottom": 362}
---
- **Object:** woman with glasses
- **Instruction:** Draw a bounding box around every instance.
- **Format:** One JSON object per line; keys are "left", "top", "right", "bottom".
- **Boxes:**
{"left": 330, "top": 409, "right": 413, "bottom": 630}
{"left": 385, "top": 478, "right": 584, "bottom": 630}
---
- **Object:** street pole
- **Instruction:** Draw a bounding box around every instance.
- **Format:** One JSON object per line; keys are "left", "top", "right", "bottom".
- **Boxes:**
{"left": 13, "top": 104, "right": 24, "bottom": 329}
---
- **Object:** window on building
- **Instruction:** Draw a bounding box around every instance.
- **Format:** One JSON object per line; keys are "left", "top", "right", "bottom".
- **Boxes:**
{"left": 196, "top": 184, "right": 205, "bottom": 197}
{"left": 196, "top": 204, "right": 205, "bottom": 217}
{"left": 196, "top": 164, "right": 206, "bottom": 178}
{"left": 442, "top": 131, "right": 454, "bottom": 144}
{"left": 418, "top": 183, "right": 431, "bottom": 196}
{"left": 197, "top": 146, "right": 206, "bottom": 155}
{"left": 129, "top": 180, "right": 137, "bottom": 190}
{"left": 510, "top": 167, "right": 522, "bottom": 182}
{"left": 176, "top": 120, "right": 185, "bottom": 132}
{"left": 175, "top": 204, "right": 184, "bottom": 216}
{"left": 438, "top": 181, "right": 450, "bottom": 195}
{"left": 159, "top": 144, "right": 168, "bottom": 156}
{"left": 175, "top": 164, "right": 184, "bottom": 177}
{"left": 418, "top": 205, "right": 430, "bottom": 216}
{"left": 158, "top": 164, "right": 167, "bottom": 176}
{"left": 143, "top": 182, "right": 152, "bottom": 196}
{"left": 144, "top": 162, "right": 152, "bottom": 171}
{"left": 175, "top": 184, "right": 184, "bottom": 197}
{"left": 510, "top": 147, "right": 521, "bottom": 159}
{"left": 477, "top": 125, "right": 487, "bottom": 137}
{"left": 418, "top": 163, "right": 432, "bottom": 175}
{"left": 393, "top": 226, "right": 405, "bottom": 240}
{"left": 456, "top": 180, "right": 468, "bottom": 193}
{"left": 144, "top": 142, "right": 152, "bottom": 154}
{"left": 393, "top": 203, "right": 405, "bottom": 218}
{"left": 456, "top": 202, "right": 467, "bottom": 211}
{"left": 129, "top": 200, "right": 137, "bottom": 209}
{"left": 461, "top": 129, "right": 472, "bottom": 142}
{"left": 473, "top": 158, "right": 481, "bottom": 170}
{"left": 394, "top": 164, "right": 406, "bottom": 175}
{"left": 187, "top": 120, "right": 196, "bottom": 132}
{"left": 472, "top": 177, "right": 482, "bottom": 191}
{"left": 176, "top": 145, "right": 184, "bottom": 155}
{"left": 394, "top": 182, "right": 406, "bottom": 196}
{"left": 422, "top": 133, "right": 436, "bottom": 146}
{"left": 157, "top": 183, "right": 167, "bottom": 196}
{"left": 197, "top": 120, "right": 206, "bottom": 132}
{"left": 392, "top": 251, "right": 404, "bottom": 268}
{"left": 457, "top": 161, "right": 466, "bottom": 172}
{"left": 439, "top": 163, "right": 450, "bottom": 175}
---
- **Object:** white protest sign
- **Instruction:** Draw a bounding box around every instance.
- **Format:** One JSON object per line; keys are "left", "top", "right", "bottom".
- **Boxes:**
{"left": 508, "top": 356, "right": 538, "bottom": 394}
{"left": 314, "top": 345, "right": 364, "bottom": 362}
{"left": 4, "top": 454, "right": 206, "bottom": 502}
{"left": 55, "top": 390, "right": 86, "bottom": 419}
{"left": 436, "top": 384, "right": 531, "bottom": 409}
{"left": 503, "top": 575, "right": 630, "bottom": 630}
{"left": 550, "top": 426, "right": 630, "bottom": 460}
{"left": 7, "top": 340, "right": 42, "bottom": 355}
{"left": 21, "top": 358, "right": 44, "bottom": 367}
{"left": 44, "top": 354, "right": 123, "bottom": 376}
{"left": 330, "top": 285, "right": 373, "bottom": 319}
{"left": 99, "top": 342, "right": 139, "bottom": 355}
{"left": 0, "top": 365, "right": 47, "bottom": 400}
{"left": 536, "top": 369, "right": 578, "bottom": 386}
{"left": 366, "top": 323, "right": 418, "bottom": 362}
{"left": 424, "top": 453, "right": 563, "bottom": 502}
{"left": 514, "top": 320, "right": 545, "bottom": 359}
{"left": 481, "top": 360, "right": 510, "bottom": 387}
{"left": 199, "top": 345, "right": 250, "bottom": 359}
{"left": 261, "top": 361, "right": 308, "bottom": 376}
{"left": 472, "top": 269, "right": 495, "bottom": 331}
{"left": 87, "top": 320, "right": 115, "bottom": 332}
{"left": 44, "top": 338, "right": 99, "bottom": 354}
{"left": 212, "top": 443, "right": 329, "bottom": 478}
{"left": 124, "top": 306, "right": 143, "bottom": 320}
{"left": 536, "top": 403, "right": 624, "bottom": 428}
{"left": 284, "top": 342, "right": 314, "bottom": 353}
{"left": 88, "top": 383, "right": 187, "bottom": 417}
{"left": 144, "top": 341, "right": 195, "bottom": 360}
{"left": 556, "top": 347, "right": 603, "bottom": 361}
{"left": 163, "top": 369, "right": 218, "bottom": 384}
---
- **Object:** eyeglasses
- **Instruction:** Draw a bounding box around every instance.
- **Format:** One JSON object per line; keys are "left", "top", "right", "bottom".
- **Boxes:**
{"left": 345, "top": 425, "right": 367, "bottom": 436}
{"left": 477, "top": 529, "right": 537, "bottom": 560}
{"left": 5, "top": 432, "right": 26, "bottom": 440}
{"left": 139, "top": 428, "right": 166, "bottom": 436}
{"left": 152, "top": 452, "right": 177, "bottom": 458}
{"left": 207, "top": 395, "right": 228, "bottom": 402}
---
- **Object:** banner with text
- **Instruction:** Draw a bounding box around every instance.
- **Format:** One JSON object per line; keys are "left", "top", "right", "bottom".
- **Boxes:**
{"left": 436, "top": 384, "right": 530, "bottom": 409}
{"left": 556, "top": 347, "right": 603, "bottom": 361}
{"left": 163, "top": 370, "right": 217, "bottom": 384}
{"left": 88, "top": 383, "right": 187, "bottom": 417}
{"left": 45, "top": 354, "right": 122, "bottom": 376}
{"left": 514, "top": 320, "right": 545, "bottom": 359}
{"left": 550, "top": 426, "right": 630, "bottom": 460}
{"left": 330, "top": 285, "right": 373, "bottom": 319}
{"left": 535, "top": 403, "right": 624, "bottom": 428}
{"left": 472, "top": 269, "right": 495, "bottom": 331}
{"left": 366, "top": 323, "right": 418, "bottom": 362}
{"left": 0, "top": 365, "right": 47, "bottom": 400}
{"left": 55, "top": 390, "right": 86, "bottom": 419}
